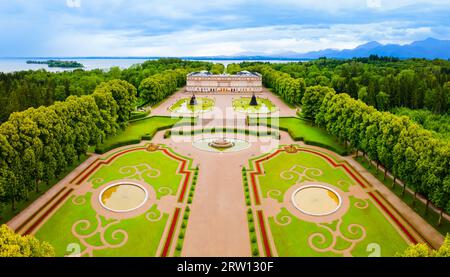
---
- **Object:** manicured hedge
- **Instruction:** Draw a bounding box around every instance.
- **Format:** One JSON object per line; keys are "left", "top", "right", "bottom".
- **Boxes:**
{"left": 173, "top": 166, "right": 198, "bottom": 257}
{"left": 95, "top": 116, "right": 196, "bottom": 154}
{"left": 168, "top": 127, "right": 278, "bottom": 138}
{"left": 130, "top": 110, "right": 150, "bottom": 121}
{"left": 95, "top": 139, "right": 142, "bottom": 154}
{"left": 248, "top": 116, "right": 348, "bottom": 155}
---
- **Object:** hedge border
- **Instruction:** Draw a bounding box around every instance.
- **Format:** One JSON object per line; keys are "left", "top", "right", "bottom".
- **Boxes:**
{"left": 130, "top": 110, "right": 150, "bottom": 121}
{"left": 168, "top": 127, "right": 280, "bottom": 139}
{"left": 173, "top": 166, "right": 199, "bottom": 257}
{"left": 95, "top": 116, "right": 196, "bottom": 154}
{"left": 241, "top": 167, "right": 260, "bottom": 257}
{"left": 242, "top": 167, "right": 251, "bottom": 206}
{"left": 247, "top": 116, "right": 348, "bottom": 155}
{"left": 247, "top": 207, "right": 260, "bottom": 257}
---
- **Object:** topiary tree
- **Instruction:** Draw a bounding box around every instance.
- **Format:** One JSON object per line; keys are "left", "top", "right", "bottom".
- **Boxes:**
{"left": 176, "top": 242, "right": 182, "bottom": 251}
{"left": 252, "top": 247, "right": 259, "bottom": 256}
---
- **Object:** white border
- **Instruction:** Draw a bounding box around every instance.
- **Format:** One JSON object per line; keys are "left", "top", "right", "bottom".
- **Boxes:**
{"left": 291, "top": 184, "right": 342, "bottom": 216}
{"left": 99, "top": 181, "right": 149, "bottom": 213}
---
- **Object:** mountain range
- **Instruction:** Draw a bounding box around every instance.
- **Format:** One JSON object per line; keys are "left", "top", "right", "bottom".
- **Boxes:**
{"left": 10, "top": 38, "right": 449, "bottom": 61}
{"left": 227, "top": 38, "right": 450, "bottom": 60}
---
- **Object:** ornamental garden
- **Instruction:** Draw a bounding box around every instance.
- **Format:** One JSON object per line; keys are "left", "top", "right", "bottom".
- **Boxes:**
{"left": 31, "top": 144, "right": 196, "bottom": 257}
{"left": 244, "top": 146, "right": 414, "bottom": 256}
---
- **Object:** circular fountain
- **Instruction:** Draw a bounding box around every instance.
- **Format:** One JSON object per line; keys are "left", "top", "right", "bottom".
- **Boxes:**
{"left": 99, "top": 182, "right": 148, "bottom": 213}
{"left": 193, "top": 137, "right": 250, "bottom": 153}
{"left": 291, "top": 185, "right": 342, "bottom": 216}
{"left": 208, "top": 137, "right": 235, "bottom": 149}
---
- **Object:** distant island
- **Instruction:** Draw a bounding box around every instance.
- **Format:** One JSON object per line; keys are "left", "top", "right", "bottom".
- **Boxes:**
{"left": 26, "top": 60, "right": 84, "bottom": 68}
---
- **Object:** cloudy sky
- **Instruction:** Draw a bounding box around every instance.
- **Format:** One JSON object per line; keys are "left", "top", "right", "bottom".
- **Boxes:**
{"left": 0, "top": 0, "right": 449, "bottom": 57}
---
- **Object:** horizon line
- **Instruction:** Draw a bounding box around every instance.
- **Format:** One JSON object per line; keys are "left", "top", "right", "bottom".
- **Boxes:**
{"left": 0, "top": 56, "right": 311, "bottom": 60}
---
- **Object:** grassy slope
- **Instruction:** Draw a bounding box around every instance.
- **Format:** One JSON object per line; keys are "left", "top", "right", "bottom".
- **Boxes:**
{"left": 34, "top": 150, "right": 185, "bottom": 256}
{"left": 98, "top": 116, "right": 184, "bottom": 149}
{"left": 257, "top": 151, "right": 409, "bottom": 256}
{"left": 250, "top": 116, "right": 347, "bottom": 155}
{"left": 278, "top": 117, "right": 347, "bottom": 154}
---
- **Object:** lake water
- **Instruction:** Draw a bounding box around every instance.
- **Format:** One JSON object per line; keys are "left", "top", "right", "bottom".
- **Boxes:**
{"left": 0, "top": 58, "right": 305, "bottom": 73}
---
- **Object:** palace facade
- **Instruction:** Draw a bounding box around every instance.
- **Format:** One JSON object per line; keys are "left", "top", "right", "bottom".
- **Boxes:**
{"left": 186, "top": 70, "right": 262, "bottom": 93}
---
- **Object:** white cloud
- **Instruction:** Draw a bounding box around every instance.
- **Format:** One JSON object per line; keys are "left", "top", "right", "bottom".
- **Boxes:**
{"left": 262, "top": 0, "right": 450, "bottom": 12}
{"left": 1, "top": 0, "right": 450, "bottom": 56}
{"left": 367, "top": 0, "right": 382, "bottom": 9}
{"left": 66, "top": 0, "right": 81, "bottom": 8}
{"left": 43, "top": 21, "right": 445, "bottom": 56}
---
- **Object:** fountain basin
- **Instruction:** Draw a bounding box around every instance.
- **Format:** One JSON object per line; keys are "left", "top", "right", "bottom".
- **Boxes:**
{"left": 99, "top": 182, "right": 148, "bottom": 213}
{"left": 193, "top": 137, "right": 250, "bottom": 153}
{"left": 208, "top": 138, "right": 235, "bottom": 149}
{"left": 291, "top": 185, "right": 341, "bottom": 216}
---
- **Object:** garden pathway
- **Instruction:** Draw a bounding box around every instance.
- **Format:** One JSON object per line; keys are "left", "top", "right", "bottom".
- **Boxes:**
{"left": 8, "top": 87, "right": 445, "bottom": 256}
{"left": 151, "top": 89, "right": 295, "bottom": 256}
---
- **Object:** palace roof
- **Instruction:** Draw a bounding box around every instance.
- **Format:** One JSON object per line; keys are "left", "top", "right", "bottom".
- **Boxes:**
{"left": 187, "top": 70, "right": 261, "bottom": 77}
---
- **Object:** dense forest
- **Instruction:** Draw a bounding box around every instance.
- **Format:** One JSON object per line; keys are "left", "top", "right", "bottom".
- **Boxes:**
{"left": 240, "top": 56, "right": 450, "bottom": 114}
{"left": 0, "top": 58, "right": 212, "bottom": 122}
{"left": 236, "top": 59, "right": 450, "bottom": 218}
{"left": 0, "top": 58, "right": 212, "bottom": 214}
{"left": 239, "top": 57, "right": 450, "bottom": 138}
{"left": 0, "top": 79, "right": 137, "bottom": 211}
{"left": 391, "top": 108, "right": 450, "bottom": 140}
{"left": 303, "top": 86, "right": 449, "bottom": 218}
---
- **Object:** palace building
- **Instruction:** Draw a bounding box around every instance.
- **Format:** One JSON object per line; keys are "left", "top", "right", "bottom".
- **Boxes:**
{"left": 186, "top": 70, "right": 262, "bottom": 93}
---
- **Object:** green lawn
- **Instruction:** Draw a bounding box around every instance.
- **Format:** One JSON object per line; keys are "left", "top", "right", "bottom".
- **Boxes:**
{"left": 232, "top": 97, "right": 277, "bottom": 114}
{"left": 130, "top": 110, "right": 150, "bottom": 120}
{"left": 35, "top": 192, "right": 168, "bottom": 257}
{"left": 250, "top": 117, "right": 348, "bottom": 155}
{"left": 169, "top": 97, "right": 214, "bottom": 113}
{"left": 34, "top": 149, "right": 190, "bottom": 257}
{"left": 89, "top": 150, "right": 184, "bottom": 199}
{"left": 249, "top": 149, "right": 410, "bottom": 257}
{"left": 97, "top": 116, "right": 193, "bottom": 153}
{"left": 256, "top": 152, "right": 351, "bottom": 202}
